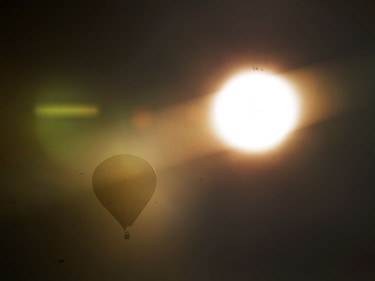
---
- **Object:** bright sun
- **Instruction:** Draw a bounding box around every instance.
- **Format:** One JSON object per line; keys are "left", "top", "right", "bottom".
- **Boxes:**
{"left": 211, "top": 71, "right": 300, "bottom": 152}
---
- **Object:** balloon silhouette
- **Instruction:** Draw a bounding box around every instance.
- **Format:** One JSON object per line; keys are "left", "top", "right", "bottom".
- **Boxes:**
{"left": 92, "top": 154, "right": 156, "bottom": 239}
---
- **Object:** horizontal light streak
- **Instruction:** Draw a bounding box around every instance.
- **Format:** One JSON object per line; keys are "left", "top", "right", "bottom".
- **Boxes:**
{"left": 35, "top": 104, "right": 99, "bottom": 118}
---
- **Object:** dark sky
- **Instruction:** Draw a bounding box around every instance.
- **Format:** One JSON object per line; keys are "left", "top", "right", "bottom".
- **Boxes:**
{"left": 2, "top": 1, "right": 375, "bottom": 280}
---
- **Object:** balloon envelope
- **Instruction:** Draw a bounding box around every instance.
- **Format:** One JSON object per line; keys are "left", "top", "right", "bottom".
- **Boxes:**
{"left": 92, "top": 154, "right": 156, "bottom": 230}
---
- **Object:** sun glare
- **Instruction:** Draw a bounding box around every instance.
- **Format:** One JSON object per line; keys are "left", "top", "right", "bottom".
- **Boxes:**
{"left": 211, "top": 71, "right": 300, "bottom": 152}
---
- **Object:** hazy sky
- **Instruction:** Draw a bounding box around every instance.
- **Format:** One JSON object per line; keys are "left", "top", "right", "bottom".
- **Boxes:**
{"left": 1, "top": 1, "right": 375, "bottom": 280}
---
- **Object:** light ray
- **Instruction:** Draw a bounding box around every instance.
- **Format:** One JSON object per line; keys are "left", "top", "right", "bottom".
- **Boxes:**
{"left": 35, "top": 104, "right": 99, "bottom": 118}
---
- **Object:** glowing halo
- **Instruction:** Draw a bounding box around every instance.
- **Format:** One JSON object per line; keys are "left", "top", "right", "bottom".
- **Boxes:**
{"left": 211, "top": 71, "right": 300, "bottom": 152}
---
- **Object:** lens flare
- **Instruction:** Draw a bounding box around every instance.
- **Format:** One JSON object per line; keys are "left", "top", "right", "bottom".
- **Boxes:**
{"left": 35, "top": 104, "right": 99, "bottom": 118}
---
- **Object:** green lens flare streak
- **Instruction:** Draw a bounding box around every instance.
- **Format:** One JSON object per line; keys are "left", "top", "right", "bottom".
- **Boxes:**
{"left": 35, "top": 104, "right": 99, "bottom": 118}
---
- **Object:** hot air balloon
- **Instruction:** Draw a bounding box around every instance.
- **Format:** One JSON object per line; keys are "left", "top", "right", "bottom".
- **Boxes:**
{"left": 92, "top": 154, "right": 156, "bottom": 239}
